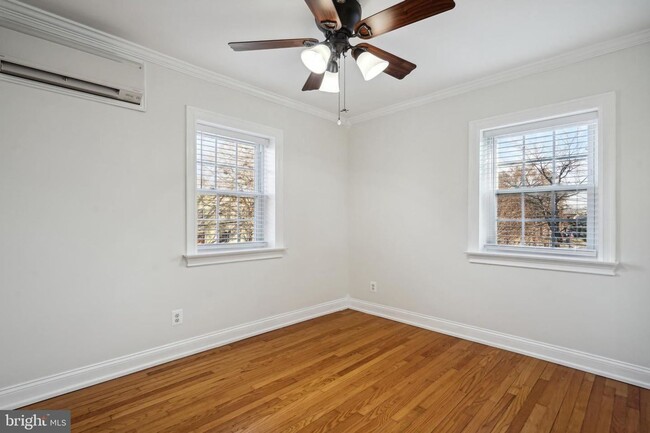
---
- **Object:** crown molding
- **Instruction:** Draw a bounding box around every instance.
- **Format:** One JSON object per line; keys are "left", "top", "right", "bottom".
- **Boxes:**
{"left": 0, "top": 0, "right": 338, "bottom": 123}
{"left": 348, "top": 28, "right": 650, "bottom": 124}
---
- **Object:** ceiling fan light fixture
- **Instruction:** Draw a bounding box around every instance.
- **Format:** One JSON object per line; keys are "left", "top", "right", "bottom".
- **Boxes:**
{"left": 356, "top": 51, "right": 389, "bottom": 81}
{"left": 300, "top": 44, "right": 331, "bottom": 74}
{"left": 319, "top": 71, "right": 339, "bottom": 93}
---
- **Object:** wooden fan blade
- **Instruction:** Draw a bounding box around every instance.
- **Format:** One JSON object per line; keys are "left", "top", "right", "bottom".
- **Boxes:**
{"left": 302, "top": 72, "right": 324, "bottom": 91}
{"left": 352, "top": 44, "right": 416, "bottom": 79}
{"left": 229, "top": 38, "right": 319, "bottom": 52}
{"left": 355, "top": 0, "right": 455, "bottom": 39}
{"left": 304, "top": 0, "right": 342, "bottom": 31}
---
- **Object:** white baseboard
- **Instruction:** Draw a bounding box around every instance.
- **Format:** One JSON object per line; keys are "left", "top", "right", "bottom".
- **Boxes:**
{"left": 0, "top": 297, "right": 349, "bottom": 409}
{"left": 348, "top": 298, "right": 650, "bottom": 389}
{"left": 2, "top": 295, "right": 647, "bottom": 409}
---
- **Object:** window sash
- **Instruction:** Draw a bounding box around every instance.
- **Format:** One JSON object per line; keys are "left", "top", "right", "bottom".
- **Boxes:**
{"left": 482, "top": 116, "right": 598, "bottom": 254}
{"left": 195, "top": 129, "right": 267, "bottom": 249}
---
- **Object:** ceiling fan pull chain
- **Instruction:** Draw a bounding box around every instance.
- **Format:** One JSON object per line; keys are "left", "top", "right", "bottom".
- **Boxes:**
{"left": 337, "top": 55, "right": 342, "bottom": 126}
{"left": 343, "top": 53, "right": 347, "bottom": 115}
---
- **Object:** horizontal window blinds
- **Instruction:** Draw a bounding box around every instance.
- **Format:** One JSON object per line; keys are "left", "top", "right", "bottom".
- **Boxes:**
{"left": 195, "top": 124, "right": 267, "bottom": 248}
{"left": 481, "top": 112, "right": 598, "bottom": 253}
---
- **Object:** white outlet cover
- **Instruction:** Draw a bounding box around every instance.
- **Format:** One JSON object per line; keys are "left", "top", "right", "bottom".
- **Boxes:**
{"left": 171, "top": 309, "right": 183, "bottom": 326}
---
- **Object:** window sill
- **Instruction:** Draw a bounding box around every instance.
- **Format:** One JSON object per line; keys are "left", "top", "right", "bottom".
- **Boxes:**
{"left": 184, "top": 247, "right": 286, "bottom": 267}
{"left": 465, "top": 251, "right": 617, "bottom": 276}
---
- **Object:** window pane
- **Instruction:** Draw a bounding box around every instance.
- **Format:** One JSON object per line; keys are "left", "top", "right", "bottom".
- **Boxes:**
{"left": 218, "top": 222, "right": 237, "bottom": 244}
{"left": 555, "top": 126, "right": 589, "bottom": 159}
{"left": 217, "top": 166, "right": 236, "bottom": 190}
{"left": 238, "top": 220, "right": 255, "bottom": 243}
{"left": 198, "top": 135, "right": 216, "bottom": 164}
{"left": 524, "top": 222, "right": 552, "bottom": 247}
{"left": 524, "top": 162, "right": 553, "bottom": 187}
{"left": 197, "top": 195, "right": 216, "bottom": 220}
{"left": 523, "top": 131, "right": 553, "bottom": 187}
{"left": 197, "top": 220, "right": 216, "bottom": 245}
{"left": 237, "top": 169, "right": 255, "bottom": 192}
{"left": 197, "top": 163, "right": 216, "bottom": 190}
{"left": 497, "top": 194, "right": 521, "bottom": 219}
{"left": 496, "top": 135, "right": 523, "bottom": 189}
{"left": 217, "top": 139, "right": 237, "bottom": 165}
{"left": 218, "top": 195, "right": 238, "bottom": 220}
{"left": 239, "top": 197, "right": 256, "bottom": 220}
{"left": 238, "top": 144, "right": 256, "bottom": 169}
{"left": 551, "top": 221, "right": 587, "bottom": 249}
{"left": 524, "top": 192, "right": 552, "bottom": 220}
{"left": 497, "top": 221, "right": 521, "bottom": 245}
{"left": 557, "top": 157, "right": 589, "bottom": 186}
{"left": 557, "top": 191, "right": 589, "bottom": 249}
{"left": 557, "top": 190, "right": 588, "bottom": 218}
{"left": 196, "top": 133, "right": 216, "bottom": 189}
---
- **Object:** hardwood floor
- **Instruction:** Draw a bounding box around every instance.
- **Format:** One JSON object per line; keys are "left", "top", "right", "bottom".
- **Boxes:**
{"left": 24, "top": 310, "right": 649, "bottom": 432}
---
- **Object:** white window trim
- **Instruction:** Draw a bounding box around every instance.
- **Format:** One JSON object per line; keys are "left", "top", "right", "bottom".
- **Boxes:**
{"left": 466, "top": 93, "right": 617, "bottom": 275}
{"left": 184, "top": 106, "right": 285, "bottom": 266}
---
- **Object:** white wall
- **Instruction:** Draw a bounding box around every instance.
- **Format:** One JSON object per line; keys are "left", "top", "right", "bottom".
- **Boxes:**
{"left": 0, "top": 62, "right": 349, "bottom": 388}
{"left": 1, "top": 27, "right": 648, "bottom": 396}
{"left": 348, "top": 43, "right": 650, "bottom": 369}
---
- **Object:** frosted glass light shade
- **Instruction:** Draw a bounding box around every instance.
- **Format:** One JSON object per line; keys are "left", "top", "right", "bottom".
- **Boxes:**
{"left": 356, "top": 51, "right": 389, "bottom": 81}
{"left": 300, "top": 45, "right": 331, "bottom": 74}
{"left": 319, "top": 71, "right": 339, "bottom": 93}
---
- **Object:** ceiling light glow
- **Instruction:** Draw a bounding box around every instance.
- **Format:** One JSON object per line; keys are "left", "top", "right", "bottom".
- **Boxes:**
{"left": 356, "top": 51, "right": 389, "bottom": 81}
{"left": 301, "top": 44, "right": 331, "bottom": 74}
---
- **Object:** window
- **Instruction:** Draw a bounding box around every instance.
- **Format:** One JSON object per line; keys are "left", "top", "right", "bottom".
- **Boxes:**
{"left": 196, "top": 127, "right": 265, "bottom": 247}
{"left": 467, "top": 94, "right": 617, "bottom": 275}
{"left": 185, "top": 107, "right": 284, "bottom": 266}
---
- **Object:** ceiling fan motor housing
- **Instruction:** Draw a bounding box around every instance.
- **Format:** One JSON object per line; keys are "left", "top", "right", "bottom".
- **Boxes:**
{"left": 332, "top": 0, "right": 362, "bottom": 36}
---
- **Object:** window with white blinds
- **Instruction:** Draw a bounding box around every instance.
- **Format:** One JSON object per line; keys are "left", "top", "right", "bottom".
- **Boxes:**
{"left": 481, "top": 112, "right": 597, "bottom": 255}
{"left": 467, "top": 93, "right": 617, "bottom": 275}
{"left": 185, "top": 107, "right": 284, "bottom": 266}
{"left": 195, "top": 124, "right": 267, "bottom": 248}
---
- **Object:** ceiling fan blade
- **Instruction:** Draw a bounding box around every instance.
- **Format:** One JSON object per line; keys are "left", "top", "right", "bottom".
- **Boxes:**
{"left": 302, "top": 72, "right": 324, "bottom": 91}
{"left": 304, "top": 0, "right": 342, "bottom": 31}
{"left": 229, "top": 38, "right": 319, "bottom": 52}
{"left": 355, "top": 0, "right": 455, "bottom": 39}
{"left": 353, "top": 44, "right": 417, "bottom": 79}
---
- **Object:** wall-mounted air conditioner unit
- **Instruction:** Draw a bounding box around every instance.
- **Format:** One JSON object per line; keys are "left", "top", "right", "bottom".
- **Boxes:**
{"left": 0, "top": 26, "right": 145, "bottom": 110}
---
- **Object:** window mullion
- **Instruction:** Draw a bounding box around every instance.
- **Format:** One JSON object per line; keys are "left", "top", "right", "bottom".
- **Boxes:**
{"left": 552, "top": 129, "right": 557, "bottom": 186}
{"left": 520, "top": 192, "right": 525, "bottom": 246}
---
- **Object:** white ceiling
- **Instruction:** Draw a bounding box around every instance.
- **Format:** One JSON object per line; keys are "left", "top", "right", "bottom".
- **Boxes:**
{"left": 18, "top": 0, "right": 650, "bottom": 116}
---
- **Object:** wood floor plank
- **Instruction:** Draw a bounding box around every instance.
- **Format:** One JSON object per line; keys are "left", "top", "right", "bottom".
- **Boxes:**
{"left": 611, "top": 394, "right": 629, "bottom": 433}
{"left": 581, "top": 376, "right": 607, "bottom": 433}
{"left": 20, "top": 310, "right": 648, "bottom": 433}
{"left": 565, "top": 374, "right": 596, "bottom": 433}
{"left": 548, "top": 370, "right": 585, "bottom": 433}
{"left": 487, "top": 358, "right": 548, "bottom": 433}
{"left": 640, "top": 387, "right": 650, "bottom": 433}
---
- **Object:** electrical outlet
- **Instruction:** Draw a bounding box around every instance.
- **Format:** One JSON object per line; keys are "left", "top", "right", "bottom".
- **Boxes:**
{"left": 370, "top": 281, "right": 377, "bottom": 293}
{"left": 172, "top": 309, "right": 183, "bottom": 326}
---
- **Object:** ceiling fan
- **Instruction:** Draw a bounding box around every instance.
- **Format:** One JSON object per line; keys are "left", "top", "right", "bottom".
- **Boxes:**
{"left": 229, "top": 0, "right": 456, "bottom": 121}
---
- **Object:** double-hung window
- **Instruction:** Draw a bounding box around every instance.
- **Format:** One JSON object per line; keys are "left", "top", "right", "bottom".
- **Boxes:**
{"left": 185, "top": 107, "right": 284, "bottom": 266}
{"left": 195, "top": 126, "right": 265, "bottom": 247}
{"left": 467, "top": 94, "right": 617, "bottom": 275}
